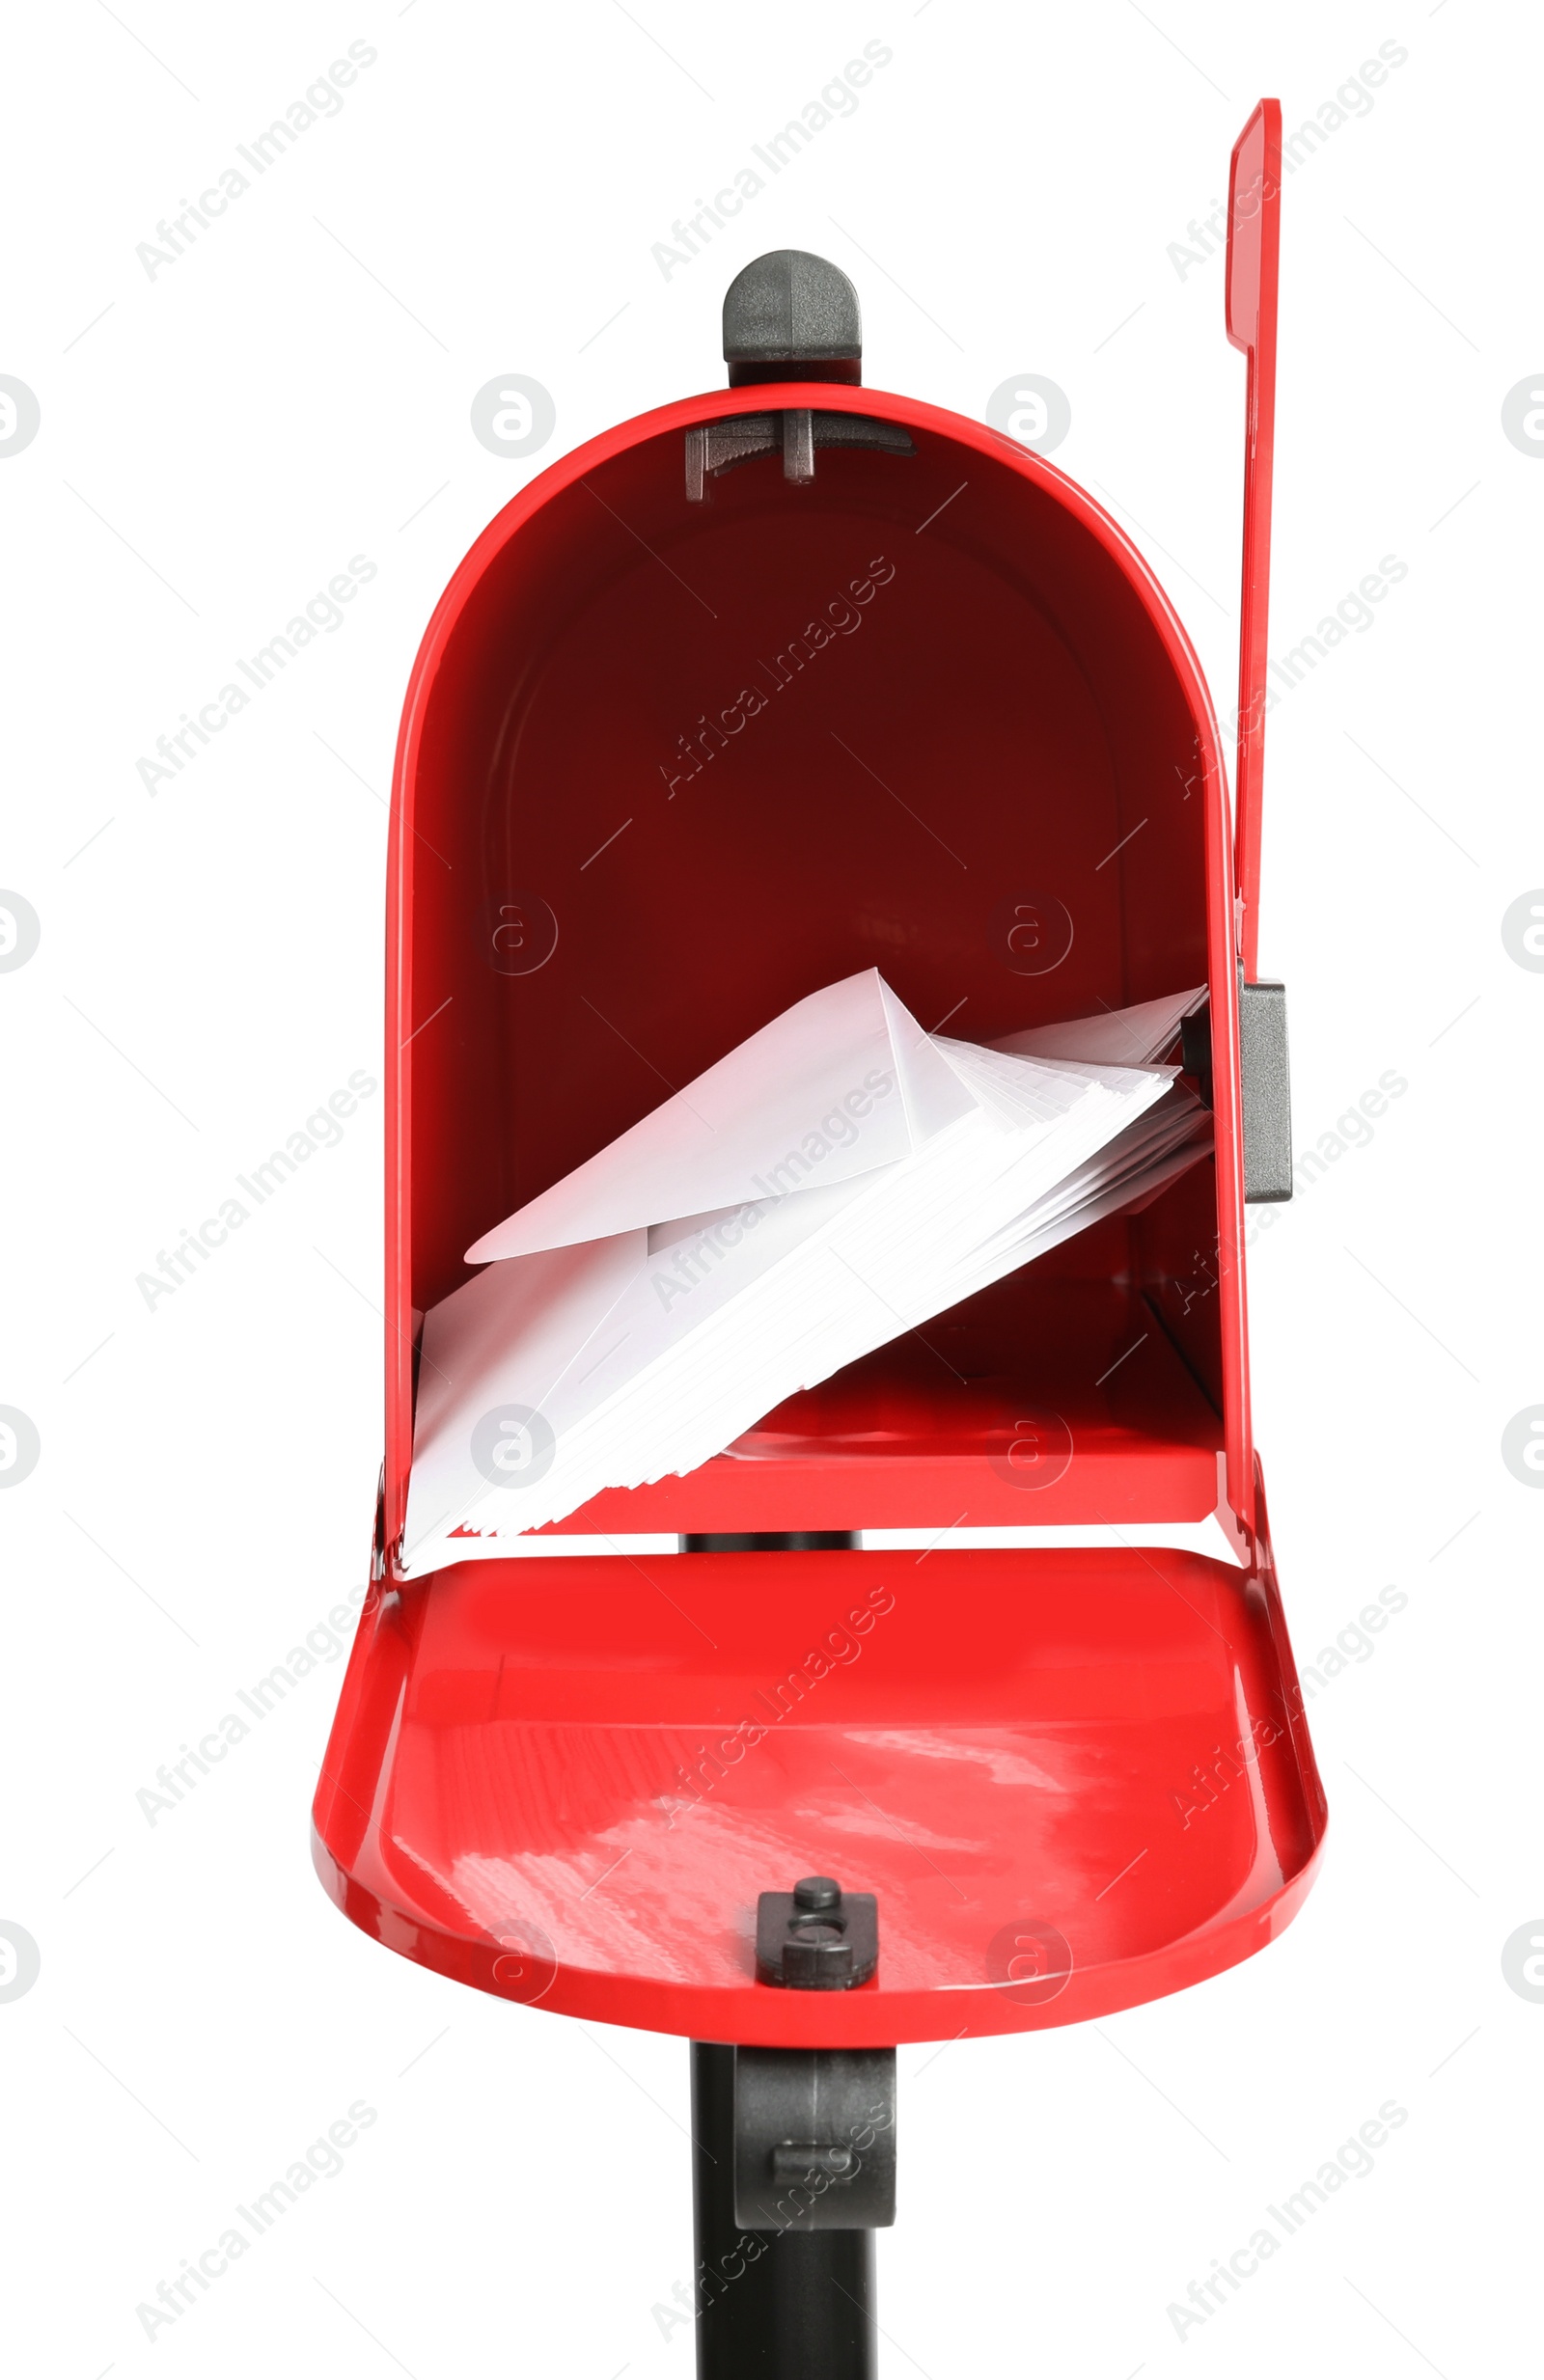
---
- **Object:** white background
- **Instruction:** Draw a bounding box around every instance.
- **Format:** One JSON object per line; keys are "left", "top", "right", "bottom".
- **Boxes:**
{"left": 3, "top": 2, "right": 1539, "bottom": 2373}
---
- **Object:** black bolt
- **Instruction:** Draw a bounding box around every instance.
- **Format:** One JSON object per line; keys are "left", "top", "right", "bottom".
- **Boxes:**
{"left": 757, "top": 1877, "right": 878, "bottom": 1989}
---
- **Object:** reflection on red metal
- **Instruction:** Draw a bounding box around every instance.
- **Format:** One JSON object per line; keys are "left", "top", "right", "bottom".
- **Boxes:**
{"left": 315, "top": 98, "right": 1324, "bottom": 2045}
{"left": 313, "top": 1523, "right": 1325, "bottom": 2047}
{"left": 1227, "top": 97, "right": 1283, "bottom": 986}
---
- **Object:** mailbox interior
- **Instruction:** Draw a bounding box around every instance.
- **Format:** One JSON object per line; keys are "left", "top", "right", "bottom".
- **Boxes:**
{"left": 391, "top": 403, "right": 1235, "bottom": 1539}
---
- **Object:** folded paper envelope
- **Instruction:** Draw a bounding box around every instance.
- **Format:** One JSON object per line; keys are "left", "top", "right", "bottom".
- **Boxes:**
{"left": 465, "top": 970, "right": 975, "bottom": 1262}
{"left": 992, "top": 984, "right": 1206, "bottom": 1068}
{"left": 400, "top": 977, "right": 1208, "bottom": 1571}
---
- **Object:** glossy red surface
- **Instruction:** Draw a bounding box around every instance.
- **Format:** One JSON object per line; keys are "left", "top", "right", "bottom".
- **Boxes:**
{"left": 1227, "top": 98, "right": 1282, "bottom": 984}
{"left": 313, "top": 1511, "right": 1326, "bottom": 2045}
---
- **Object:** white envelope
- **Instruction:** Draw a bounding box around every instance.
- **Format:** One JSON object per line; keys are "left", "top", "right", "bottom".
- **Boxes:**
{"left": 400, "top": 980, "right": 1210, "bottom": 1573}
{"left": 404, "top": 1230, "right": 645, "bottom": 1550}
{"left": 466, "top": 969, "right": 974, "bottom": 1262}
{"left": 993, "top": 985, "right": 1205, "bottom": 1068}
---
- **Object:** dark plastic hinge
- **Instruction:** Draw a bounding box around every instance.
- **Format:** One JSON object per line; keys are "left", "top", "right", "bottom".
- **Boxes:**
{"left": 1238, "top": 978, "right": 1292, "bottom": 1202}
{"left": 1180, "top": 982, "right": 1293, "bottom": 1203}
{"left": 685, "top": 410, "right": 913, "bottom": 501}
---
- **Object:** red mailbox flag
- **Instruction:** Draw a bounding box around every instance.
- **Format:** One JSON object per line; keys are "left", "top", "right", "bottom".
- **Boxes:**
{"left": 1226, "top": 98, "right": 1282, "bottom": 985}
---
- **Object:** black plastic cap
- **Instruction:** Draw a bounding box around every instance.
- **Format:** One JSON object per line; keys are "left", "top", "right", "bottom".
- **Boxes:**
{"left": 756, "top": 1876, "right": 879, "bottom": 1988}
{"left": 723, "top": 251, "right": 862, "bottom": 386}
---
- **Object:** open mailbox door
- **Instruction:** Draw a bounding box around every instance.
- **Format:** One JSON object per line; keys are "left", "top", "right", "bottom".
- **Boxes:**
{"left": 315, "top": 116, "right": 1325, "bottom": 2377}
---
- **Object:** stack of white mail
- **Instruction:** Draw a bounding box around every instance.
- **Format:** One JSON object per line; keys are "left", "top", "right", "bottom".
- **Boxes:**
{"left": 401, "top": 971, "right": 1209, "bottom": 1572}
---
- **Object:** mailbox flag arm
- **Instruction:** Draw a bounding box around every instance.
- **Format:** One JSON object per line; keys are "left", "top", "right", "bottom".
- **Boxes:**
{"left": 1226, "top": 98, "right": 1282, "bottom": 986}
